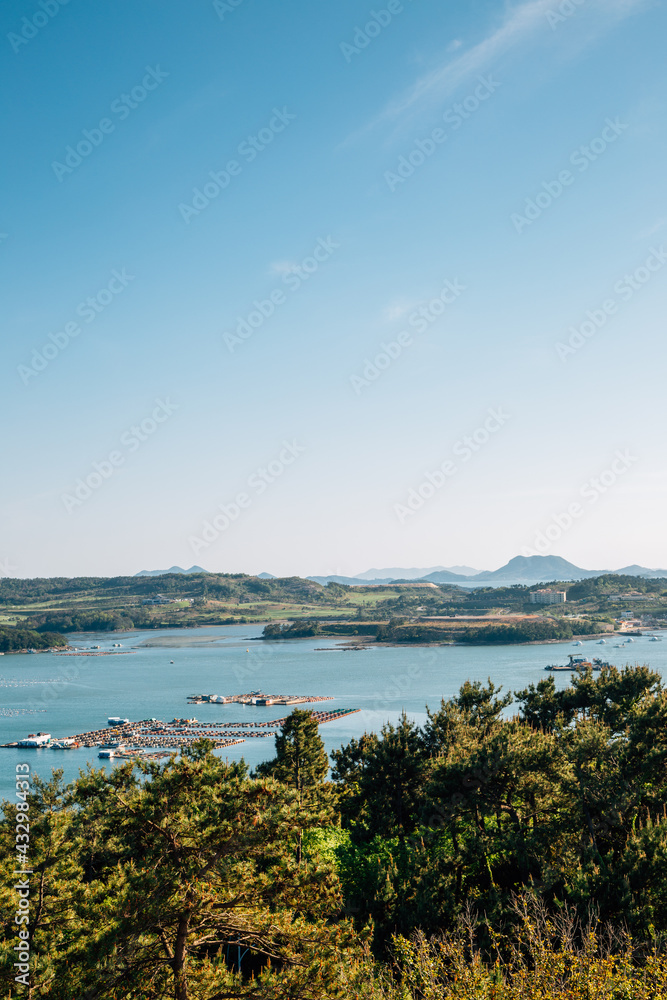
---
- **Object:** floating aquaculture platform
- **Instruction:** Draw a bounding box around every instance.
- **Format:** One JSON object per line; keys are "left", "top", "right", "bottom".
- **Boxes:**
{"left": 187, "top": 691, "right": 335, "bottom": 706}
{"left": 1, "top": 708, "right": 360, "bottom": 752}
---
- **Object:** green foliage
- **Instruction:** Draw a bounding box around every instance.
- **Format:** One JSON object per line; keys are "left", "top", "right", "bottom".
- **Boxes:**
{"left": 373, "top": 907, "right": 667, "bottom": 999}
{"left": 331, "top": 666, "right": 667, "bottom": 955}
{"left": 31, "top": 610, "right": 135, "bottom": 632}
{"left": 567, "top": 573, "right": 666, "bottom": 600}
{"left": 515, "top": 663, "right": 662, "bottom": 731}
{"left": 0, "top": 749, "right": 360, "bottom": 999}
{"left": 0, "top": 627, "right": 67, "bottom": 651}
{"left": 0, "top": 572, "right": 330, "bottom": 607}
{"left": 5, "top": 668, "right": 667, "bottom": 997}
{"left": 457, "top": 620, "right": 575, "bottom": 643}
{"left": 255, "top": 709, "right": 329, "bottom": 790}
{"left": 262, "top": 619, "right": 322, "bottom": 638}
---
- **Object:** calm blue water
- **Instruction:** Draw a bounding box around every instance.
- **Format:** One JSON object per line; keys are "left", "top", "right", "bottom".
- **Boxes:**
{"left": 1, "top": 624, "right": 665, "bottom": 802}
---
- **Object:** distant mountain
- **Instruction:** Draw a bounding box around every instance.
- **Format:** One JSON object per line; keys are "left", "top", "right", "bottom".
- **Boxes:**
{"left": 308, "top": 575, "right": 395, "bottom": 587}
{"left": 421, "top": 570, "right": 475, "bottom": 584}
{"left": 615, "top": 564, "right": 667, "bottom": 579}
{"left": 256, "top": 572, "right": 276, "bottom": 579}
{"left": 307, "top": 557, "right": 667, "bottom": 590}
{"left": 471, "top": 555, "right": 598, "bottom": 584}
{"left": 355, "top": 565, "right": 479, "bottom": 581}
{"left": 135, "top": 566, "right": 208, "bottom": 577}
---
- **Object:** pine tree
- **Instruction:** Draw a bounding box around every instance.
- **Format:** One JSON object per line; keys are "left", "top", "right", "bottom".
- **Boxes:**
{"left": 256, "top": 709, "right": 330, "bottom": 863}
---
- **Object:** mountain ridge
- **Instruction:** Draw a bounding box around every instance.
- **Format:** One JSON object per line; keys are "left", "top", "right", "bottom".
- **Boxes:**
{"left": 135, "top": 566, "right": 208, "bottom": 577}
{"left": 309, "top": 555, "right": 667, "bottom": 588}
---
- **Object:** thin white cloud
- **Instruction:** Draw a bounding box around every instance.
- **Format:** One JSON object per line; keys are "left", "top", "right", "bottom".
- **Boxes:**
{"left": 344, "top": 0, "right": 648, "bottom": 144}
{"left": 269, "top": 260, "right": 298, "bottom": 276}
{"left": 381, "top": 299, "right": 419, "bottom": 323}
{"left": 634, "top": 217, "right": 667, "bottom": 241}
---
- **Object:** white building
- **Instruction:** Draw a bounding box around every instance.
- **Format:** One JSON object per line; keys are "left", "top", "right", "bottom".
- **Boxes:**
{"left": 18, "top": 733, "right": 51, "bottom": 747}
{"left": 530, "top": 590, "right": 566, "bottom": 605}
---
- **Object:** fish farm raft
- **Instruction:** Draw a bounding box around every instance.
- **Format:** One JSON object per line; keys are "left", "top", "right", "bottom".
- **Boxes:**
{"left": 187, "top": 691, "right": 335, "bottom": 706}
{"left": 1, "top": 708, "right": 360, "bottom": 754}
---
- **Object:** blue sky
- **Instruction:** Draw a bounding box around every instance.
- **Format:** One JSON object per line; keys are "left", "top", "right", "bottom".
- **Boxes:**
{"left": 2, "top": 0, "right": 666, "bottom": 578}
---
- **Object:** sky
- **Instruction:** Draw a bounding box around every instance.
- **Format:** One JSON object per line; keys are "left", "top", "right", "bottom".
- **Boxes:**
{"left": 2, "top": 0, "right": 666, "bottom": 579}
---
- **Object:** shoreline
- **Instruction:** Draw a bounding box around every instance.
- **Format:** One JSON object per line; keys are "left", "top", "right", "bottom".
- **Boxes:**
{"left": 5, "top": 621, "right": 658, "bottom": 652}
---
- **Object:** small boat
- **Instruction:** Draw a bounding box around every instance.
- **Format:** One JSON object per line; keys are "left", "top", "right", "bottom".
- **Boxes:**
{"left": 170, "top": 660, "right": 174, "bottom": 664}
{"left": 546, "top": 654, "right": 594, "bottom": 672}
{"left": 650, "top": 636, "right": 662, "bottom": 642}
{"left": 598, "top": 639, "right": 606, "bottom": 644}
{"left": 573, "top": 641, "right": 583, "bottom": 646}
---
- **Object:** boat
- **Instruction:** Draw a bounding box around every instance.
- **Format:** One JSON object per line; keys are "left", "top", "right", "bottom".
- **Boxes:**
{"left": 650, "top": 636, "right": 662, "bottom": 642}
{"left": 598, "top": 639, "right": 606, "bottom": 644}
{"left": 98, "top": 749, "right": 115, "bottom": 758}
{"left": 573, "top": 641, "right": 583, "bottom": 646}
{"left": 108, "top": 717, "right": 129, "bottom": 725}
{"left": 545, "top": 654, "right": 594, "bottom": 672}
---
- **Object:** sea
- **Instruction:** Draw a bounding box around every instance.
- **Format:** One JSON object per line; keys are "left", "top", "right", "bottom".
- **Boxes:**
{"left": 1, "top": 624, "right": 665, "bottom": 802}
